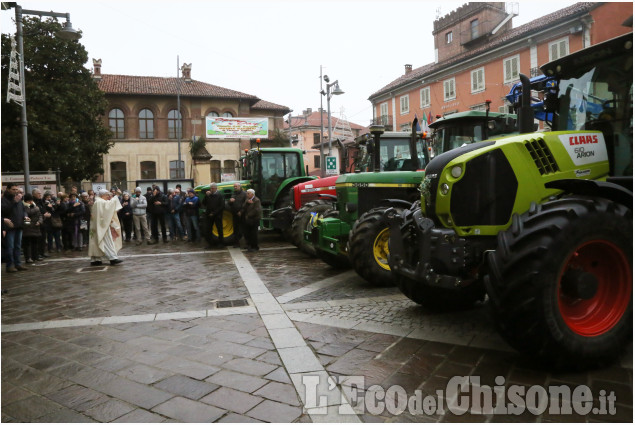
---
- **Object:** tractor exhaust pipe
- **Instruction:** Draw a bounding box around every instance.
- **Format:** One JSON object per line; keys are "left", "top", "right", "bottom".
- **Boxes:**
{"left": 518, "top": 73, "right": 535, "bottom": 134}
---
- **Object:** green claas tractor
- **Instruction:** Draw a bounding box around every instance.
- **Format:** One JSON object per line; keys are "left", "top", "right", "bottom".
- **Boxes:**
{"left": 306, "top": 110, "right": 518, "bottom": 285}
{"left": 195, "top": 147, "right": 317, "bottom": 245}
{"left": 387, "top": 33, "right": 632, "bottom": 369}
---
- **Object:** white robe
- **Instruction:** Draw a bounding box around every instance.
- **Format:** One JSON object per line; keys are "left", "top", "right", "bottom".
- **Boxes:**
{"left": 88, "top": 196, "right": 122, "bottom": 260}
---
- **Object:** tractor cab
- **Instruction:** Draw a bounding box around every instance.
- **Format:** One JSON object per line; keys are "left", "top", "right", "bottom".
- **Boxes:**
{"left": 430, "top": 110, "right": 518, "bottom": 155}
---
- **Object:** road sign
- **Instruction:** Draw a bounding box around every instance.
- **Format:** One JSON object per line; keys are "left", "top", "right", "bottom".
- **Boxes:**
{"left": 326, "top": 156, "right": 338, "bottom": 175}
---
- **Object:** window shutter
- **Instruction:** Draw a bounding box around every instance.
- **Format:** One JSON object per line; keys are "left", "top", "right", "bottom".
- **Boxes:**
{"left": 511, "top": 59, "right": 518, "bottom": 80}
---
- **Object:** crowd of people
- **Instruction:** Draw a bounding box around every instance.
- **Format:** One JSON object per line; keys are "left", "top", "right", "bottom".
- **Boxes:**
{"left": 2, "top": 181, "right": 263, "bottom": 272}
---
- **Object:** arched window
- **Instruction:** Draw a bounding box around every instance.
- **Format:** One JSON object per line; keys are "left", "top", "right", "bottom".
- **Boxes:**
{"left": 222, "top": 112, "right": 233, "bottom": 118}
{"left": 140, "top": 161, "right": 156, "bottom": 179}
{"left": 207, "top": 112, "right": 219, "bottom": 118}
{"left": 168, "top": 109, "right": 182, "bottom": 139}
{"left": 109, "top": 108, "right": 125, "bottom": 139}
{"left": 139, "top": 109, "right": 154, "bottom": 139}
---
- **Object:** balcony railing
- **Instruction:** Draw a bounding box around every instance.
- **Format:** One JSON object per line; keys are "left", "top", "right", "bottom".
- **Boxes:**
{"left": 370, "top": 115, "right": 393, "bottom": 131}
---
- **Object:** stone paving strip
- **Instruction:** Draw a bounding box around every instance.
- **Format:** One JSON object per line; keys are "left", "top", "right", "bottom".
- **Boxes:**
{"left": 1, "top": 306, "right": 257, "bottom": 333}
{"left": 229, "top": 247, "right": 361, "bottom": 423}
{"left": 280, "top": 294, "right": 513, "bottom": 352}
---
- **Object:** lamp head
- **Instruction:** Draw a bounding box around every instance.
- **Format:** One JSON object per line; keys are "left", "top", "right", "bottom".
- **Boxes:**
{"left": 56, "top": 19, "right": 81, "bottom": 40}
{"left": 332, "top": 83, "right": 344, "bottom": 96}
{"left": 323, "top": 75, "right": 330, "bottom": 83}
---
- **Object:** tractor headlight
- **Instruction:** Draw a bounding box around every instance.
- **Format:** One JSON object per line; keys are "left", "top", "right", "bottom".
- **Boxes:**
{"left": 450, "top": 165, "right": 462, "bottom": 178}
{"left": 440, "top": 183, "right": 450, "bottom": 195}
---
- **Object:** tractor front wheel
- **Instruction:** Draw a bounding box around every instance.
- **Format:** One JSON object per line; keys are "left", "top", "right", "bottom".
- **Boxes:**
{"left": 349, "top": 207, "right": 400, "bottom": 285}
{"left": 487, "top": 197, "right": 632, "bottom": 370}
{"left": 210, "top": 210, "right": 237, "bottom": 245}
{"left": 291, "top": 200, "right": 334, "bottom": 256}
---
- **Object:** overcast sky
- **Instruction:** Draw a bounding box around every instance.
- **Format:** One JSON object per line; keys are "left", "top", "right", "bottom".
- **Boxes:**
{"left": 2, "top": 0, "right": 582, "bottom": 126}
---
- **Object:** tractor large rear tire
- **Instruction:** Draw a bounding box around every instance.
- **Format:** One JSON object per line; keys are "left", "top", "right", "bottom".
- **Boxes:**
{"left": 291, "top": 200, "right": 334, "bottom": 256}
{"left": 275, "top": 190, "right": 294, "bottom": 241}
{"left": 210, "top": 210, "right": 236, "bottom": 245}
{"left": 349, "top": 207, "right": 400, "bottom": 285}
{"left": 486, "top": 197, "right": 632, "bottom": 370}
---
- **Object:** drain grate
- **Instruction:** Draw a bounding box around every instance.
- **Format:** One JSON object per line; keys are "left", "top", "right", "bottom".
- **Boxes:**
{"left": 216, "top": 299, "right": 249, "bottom": 308}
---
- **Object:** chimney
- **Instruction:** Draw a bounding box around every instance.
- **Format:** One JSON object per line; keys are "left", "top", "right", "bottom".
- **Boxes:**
{"left": 181, "top": 63, "right": 192, "bottom": 82}
{"left": 306, "top": 108, "right": 312, "bottom": 115}
{"left": 92, "top": 58, "right": 102, "bottom": 80}
{"left": 404, "top": 64, "right": 412, "bottom": 75}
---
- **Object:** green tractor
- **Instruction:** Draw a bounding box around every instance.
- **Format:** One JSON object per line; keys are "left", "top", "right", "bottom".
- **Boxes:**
{"left": 387, "top": 33, "right": 632, "bottom": 369}
{"left": 306, "top": 110, "right": 518, "bottom": 285}
{"left": 195, "top": 147, "right": 317, "bottom": 244}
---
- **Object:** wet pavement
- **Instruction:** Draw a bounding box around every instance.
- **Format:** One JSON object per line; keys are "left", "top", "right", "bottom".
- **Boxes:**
{"left": 1, "top": 233, "right": 632, "bottom": 422}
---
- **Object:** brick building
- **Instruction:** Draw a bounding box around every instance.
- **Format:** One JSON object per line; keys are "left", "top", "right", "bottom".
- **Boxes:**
{"left": 93, "top": 61, "right": 290, "bottom": 190}
{"left": 284, "top": 108, "right": 367, "bottom": 175}
{"left": 368, "top": 2, "right": 632, "bottom": 132}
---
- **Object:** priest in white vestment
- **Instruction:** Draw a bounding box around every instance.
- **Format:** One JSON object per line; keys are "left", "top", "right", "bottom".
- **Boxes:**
{"left": 88, "top": 189, "right": 123, "bottom": 266}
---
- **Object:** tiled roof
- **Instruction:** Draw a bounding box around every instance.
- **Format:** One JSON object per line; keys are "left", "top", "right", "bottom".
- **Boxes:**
{"left": 369, "top": 2, "right": 596, "bottom": 100}
{"left": 98, "top": 74, "right": 260, "bottom": 102}
{"left": 284, "top": 111, "right": 367, "bottom": 131}
{"left": 251, "top": 99, "right": 291, "bottom": 113}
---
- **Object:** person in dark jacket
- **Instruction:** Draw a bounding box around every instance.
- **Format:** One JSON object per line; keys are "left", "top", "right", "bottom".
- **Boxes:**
{"left": 66, "top": 193, "right": 85, "bottom": 251}
{"left": 203, "top": 183, "right": 225, "bottom": 248}
{"left": 228, "top": 182, "right": 247, "bottom": 248}
{"left": 22, "top": 193, "right": 43, "bottom": 263}
{"left": 2, "top": 183, "right": 27, "bottom": 272}
{"left": 149, "top": 187, "right": 169, "bottom": 243}
{"left": 183, "top": 189, "right": 200, "bottom": 242}
{"left": 32, "top": 189, "right": 50, "bottom": 259}
{"left": 43, "top": 191, "right": 63, "bottom": 252}
{"left": 241, "top": 188, "right": 262, "bottom": 252}
{"left": 118, "top": 192, "right": 134, "bottom": 242}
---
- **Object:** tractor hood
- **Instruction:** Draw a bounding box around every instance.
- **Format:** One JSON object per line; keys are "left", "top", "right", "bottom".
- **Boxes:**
{"left": 336, "top": 171, "right": 425, "bottom": 186}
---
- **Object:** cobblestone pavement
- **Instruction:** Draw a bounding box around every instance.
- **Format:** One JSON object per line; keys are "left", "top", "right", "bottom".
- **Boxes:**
{"left": 1, "top": 233, "right": 632, "bottom": 422}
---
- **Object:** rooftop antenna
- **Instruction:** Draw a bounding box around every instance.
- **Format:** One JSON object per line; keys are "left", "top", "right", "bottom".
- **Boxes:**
{"left": 435, "top": 7, "right": 441, "bottom": 20}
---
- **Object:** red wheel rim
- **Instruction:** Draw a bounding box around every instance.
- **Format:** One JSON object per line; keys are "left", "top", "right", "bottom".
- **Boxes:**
{"left": 558, "top": 240, "right": 631, "bottom": 337}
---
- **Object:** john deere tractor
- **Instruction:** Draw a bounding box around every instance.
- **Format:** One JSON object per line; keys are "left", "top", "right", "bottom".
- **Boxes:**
{"left": 195, "top": 147, "right": 317, "bottom": 244}
{"left": 387, "top": 33, "right": 632, "bottom": 369}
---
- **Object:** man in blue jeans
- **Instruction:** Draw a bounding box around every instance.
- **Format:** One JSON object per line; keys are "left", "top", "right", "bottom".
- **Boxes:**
{"left": 2, "top": 183, "right": 28, "bottom": 272}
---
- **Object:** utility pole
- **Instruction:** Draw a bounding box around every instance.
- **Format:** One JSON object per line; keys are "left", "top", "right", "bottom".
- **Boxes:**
{"left": 319, "top": 65, "right": 325, "bottom": 177}
{"left": 176, "top": 55, "right": 182, "bottom": 178}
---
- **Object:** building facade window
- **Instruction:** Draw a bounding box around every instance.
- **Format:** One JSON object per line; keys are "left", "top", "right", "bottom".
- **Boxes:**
{"left": 169, "top": 160, "right": 185, "bottom": 179}
{"left": 443, "top": 78, "right": 456, "bottom": 101}
{"left": 400, "top": 95, "right": 409, "bottom": 115}
{"left": 167, "top": 109, "right": 182, "bottom": 139}
{"left": 139, "top": 109, "right": 154, "bottom": 139}
{"left": 140, "top": 161, "right": 156, "bottom": 180}
{"left": 222, "top": 112, "right": 233, "bottom": 118}
{"left": 380, "top": 102, "right": 389, "bottom": 124}
{"left": 207, "top": 112, "right": 219, "bottom": 118}
{"left": 503, "top": 55, "right": 520, "bottom": 83}
{"left": 210, "top": 159, "right": 221, "bottom": 183}
{"left": 471, "top": 67, "right": 485, "bottom": 93}
{"left": 313, "top": 133, "right": 321, "bottom": 145}
{"left": 446, "top": 31, "right": 453, "bottom": 44}
{"left": 108, "top": 108, "right": 125, "bottom": 139}
{"left": 420, "top": 87, "right": 430, "bottom": 108}
{"left": 471, "top": 19, "right": 479, "bottom": 39}
{"left": 549, "top": 36, "right": 569, "bottom": 61}
{"left": 314, "top": 155, "right": 320, "bottom": 168}
{"left": 110, "top": 161, "right": 127, "bottom": 190}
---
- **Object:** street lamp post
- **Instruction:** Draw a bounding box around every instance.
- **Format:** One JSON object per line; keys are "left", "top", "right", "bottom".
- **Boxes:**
{"left": 321, "top": 75, "right": 344, "bottom": 159}
{"left": 11, "top": 4, "right": 80, "bottom": 193}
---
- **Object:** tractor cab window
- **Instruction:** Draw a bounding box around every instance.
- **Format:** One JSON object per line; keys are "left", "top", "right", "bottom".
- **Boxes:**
{"left": 555, "top": 60, "right": 633, "bottom": 176}
{"left": 260, "top": 152, "right": 302, "bottom": 200}
{"left": 380, "top": 137, "right": 418, "bottom": 171}
{"left": 433, "top": 122, "right": 484, "bottom": 154}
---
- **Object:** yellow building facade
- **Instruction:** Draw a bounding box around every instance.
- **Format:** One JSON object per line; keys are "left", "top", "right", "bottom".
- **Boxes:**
{"left": 94, "top": 61, "right": 290, "bottom": 190}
